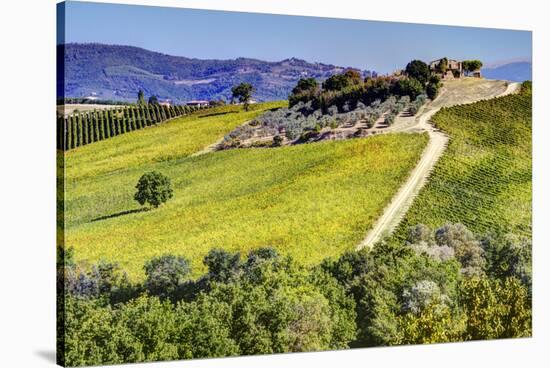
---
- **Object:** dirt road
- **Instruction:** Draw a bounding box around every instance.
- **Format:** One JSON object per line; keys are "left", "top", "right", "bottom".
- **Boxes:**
{"left": 358, "top": 79, "right": 519, "bottom": 249}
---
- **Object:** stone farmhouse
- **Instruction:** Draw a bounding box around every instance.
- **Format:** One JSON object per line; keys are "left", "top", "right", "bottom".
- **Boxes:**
{"left": 429, "top": 58, "right": 464, "bottom": 80}
{"left": 429, "top": 58, "right": 483, "bottom": 80}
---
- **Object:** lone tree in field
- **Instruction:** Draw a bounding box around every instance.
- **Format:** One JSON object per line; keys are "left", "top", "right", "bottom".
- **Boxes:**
{"left": 137, "top": 90, "right": 146, "bottom": 105}
{"left": 405, "top": 60, "right": 430, "bottom": 84}
{"left": 231, "top": 83, "right": 255, "bottom": 111}
{"left": 134, "top": 171, "right": 173, "bottom": 208}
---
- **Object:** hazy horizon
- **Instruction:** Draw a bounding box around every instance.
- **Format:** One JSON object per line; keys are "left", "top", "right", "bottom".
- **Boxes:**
{"left": 58, "top": 1, "right": 532, "bottom": 73}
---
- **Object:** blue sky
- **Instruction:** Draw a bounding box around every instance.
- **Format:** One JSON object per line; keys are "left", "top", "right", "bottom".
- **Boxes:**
{"left": 59, "top": 1, "right": 532, "bottom": 73}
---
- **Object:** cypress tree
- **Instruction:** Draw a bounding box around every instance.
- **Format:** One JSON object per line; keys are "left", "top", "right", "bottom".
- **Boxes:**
{"left": 121, "top": 108, "right": 128, "bottom": 132}
{"left": 93, "top": 112, "right": 100, "bottom": 141}
{"left": 135, "top": 106, "right": 143, "bottom": 129}
{"left": 80, "top": 113, "right": 87, "bottom": 145}
{"left": 154, "top": 104, "right": 161, "bottom": 123}
{"left": 128, "top": 107, "right": 134, "bottom": 130}
{"left": 124, "top": 107, "right": 132, "bottom": 132}
{"left": 130, "top": 107, "right": 137, "bottom": 131}
{"left": 56, "top": 115, "right": 62, "bottom": 150}
{"left": 148, "top": 105, "right": 155, "bottom": 124}
{"left": 63, "top": 117, "right": 69, "bottom": 151}
{"left": 83, "top": 112, "right": 92, "bottom": 143}
{"left": 144, "top": 105, "right": 151, "bottom": 125}
{"left": 115, "top": 109, "right": 122, "bottom": 135}
{"left": 157, "top": 104, "right": 164, "bottom": 121}
{"left": 153, "top": 104, "right": 160, "bottom": 122}
{"left": 143, "top": 106, "right": 149, "bottom": 126}
{"left": 109, "top": 109, "right": 116, "bottom": 136}
{"left": 162, "top": 105, "right": 169, "bottom": 120}
{"left": 87, "top": 112, "right": 93, "bottom": 142}
{"left": 67, "top": 115, "right": 74, "bottom": 149}
{"left": 77, "top": 113, "right": 84, "bottom": 147}
{"left": 74, "top": 114, "right": 82, "bottom": 147}
{"left": 118, "top": 108, "right": 125, "bottom": 134}
{"left": 90, "top": 112, "right": 97, "bottom": 142}
{"left": 111, "top": 110, "right": 116, "bottom": 134}
{"left": 98, "top": 110, "right": 105, "bottom": 141}
{"left": 105, "top": 110, "right": 112, "bottom": 138}
{"left": 137, "top": 107, "right": 143, "bottom": 129}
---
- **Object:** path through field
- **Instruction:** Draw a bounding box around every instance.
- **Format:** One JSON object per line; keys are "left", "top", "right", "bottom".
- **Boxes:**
{"left": 358, "top": 79, "right": 520, "bottom": 249}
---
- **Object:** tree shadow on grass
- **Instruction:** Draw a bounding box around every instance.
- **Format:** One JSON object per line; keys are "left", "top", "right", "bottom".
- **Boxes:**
{"left": 91, "top": 208, "right": 149, "bottom": 222}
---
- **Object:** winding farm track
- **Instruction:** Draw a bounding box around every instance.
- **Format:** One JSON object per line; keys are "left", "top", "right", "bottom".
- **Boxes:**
{"left": 357, "top": 79, "right": 520, "bottom": 249}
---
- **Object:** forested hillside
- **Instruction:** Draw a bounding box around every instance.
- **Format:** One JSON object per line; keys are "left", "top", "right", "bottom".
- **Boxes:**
{"left": 59, "top": 43, "right": 374, "bottom": 103}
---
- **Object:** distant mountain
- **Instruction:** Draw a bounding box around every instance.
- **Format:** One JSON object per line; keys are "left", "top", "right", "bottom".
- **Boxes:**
{"left": 58, "top": 43, "right": 374, "bottom": 103}
{"left": 482, "top": 61, "right": 532, "bottom": 82}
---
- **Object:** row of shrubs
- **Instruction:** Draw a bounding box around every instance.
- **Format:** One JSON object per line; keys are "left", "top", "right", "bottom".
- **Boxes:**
{"left": 58, "top": 223, "right": 531, "bottom": 366}
{"left": 57, "top": 103, "right": 209, "bottom": 151}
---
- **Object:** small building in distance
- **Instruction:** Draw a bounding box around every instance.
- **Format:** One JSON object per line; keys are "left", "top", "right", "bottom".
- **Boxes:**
{"left": 429, "top": 58, "right": 464, "bottom": 80}
{"left": 471, "top": 70, "right": 482, "bottom": 78}
{"left": 186, "top": 100, "right": 209, "bottom": 108}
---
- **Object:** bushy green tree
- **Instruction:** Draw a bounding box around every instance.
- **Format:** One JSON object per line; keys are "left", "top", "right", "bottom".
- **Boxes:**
{"left": 322, "top": 74, "right": 351, "bottom": 91}
{"left": 436, "top": 57, "right": 448, "bottom": 73}
{"left": 292, "top": 78, "right": 319, "bottom": 95}
{"left": 459, "top": 276, "right": 531, "bottom": 340}
{"left": 203, "top": 248, "right": 241, "bottom": 283}
{"left": 426, "top": 82, "right": 440, "bottom": 100}
{"left": 144, "top": 255, "right": 191, "bottom": 298}
{"left": 405, "top": 60, "right": 430, "bottom": 84}
{"left": 482, "top": 232, "right": 532, "bottom": 289}
{"left": 134, "top": 171, "right": 173, "bottom": 208}
{"left": 463, "top": 60, "right": 483, "bottom": 75}
{"left": 114, "top": 296, "right": 179, "bottom": 362}
{"left": 392, "top": 78, "right": 424, "bottom": 100}
{"left": 231, "top": 83, "right": 255, "bottom": 111}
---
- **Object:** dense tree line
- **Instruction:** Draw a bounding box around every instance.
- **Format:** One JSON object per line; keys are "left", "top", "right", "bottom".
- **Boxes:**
{"left": 288, "top": 61, "right": 441, "bottom": 114}
{"left": 56, "top": 103, "right": 209, "bottom": 151}
{"left": 58, "top": 223, "right": 531, "bottom": 366}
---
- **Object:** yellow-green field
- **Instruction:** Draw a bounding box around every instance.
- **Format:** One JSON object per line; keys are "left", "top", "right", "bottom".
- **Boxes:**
{"left": 63, "top": 102, "right": 428, "bottom": 279}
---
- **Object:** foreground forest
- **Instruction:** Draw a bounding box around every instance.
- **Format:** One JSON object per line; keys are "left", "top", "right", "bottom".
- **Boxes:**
{"left": 59, "top": 220, "right": 531, "bottom": 366}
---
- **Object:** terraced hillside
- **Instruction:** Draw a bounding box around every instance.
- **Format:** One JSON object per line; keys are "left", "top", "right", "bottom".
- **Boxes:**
{"left": 63, "top": 102, "right": 428, "bottom": 278}
{"left": 395, "top": 82, "right": 532, "bottom": 239}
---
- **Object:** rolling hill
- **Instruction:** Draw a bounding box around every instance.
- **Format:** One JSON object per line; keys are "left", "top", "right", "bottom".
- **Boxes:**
{"left": 482, "top": 61, "right": 532, "bottom": 82}
{"left": 58, "top": 43, "right": 374, "bottom": 103}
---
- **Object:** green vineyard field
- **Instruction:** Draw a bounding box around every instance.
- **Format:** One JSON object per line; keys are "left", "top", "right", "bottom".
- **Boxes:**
{"left": 395, "top": 82, "right": 532, "bottom": 239}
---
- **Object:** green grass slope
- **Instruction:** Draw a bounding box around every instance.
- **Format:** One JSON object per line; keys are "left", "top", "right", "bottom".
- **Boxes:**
{"left": 64, "top": 102, "right": 286, "bottom": 181}
{"left": 395, "top": 83, "right": 532, "bottom": 239}
{"left": 64, "top": 131, "right": 428, "bottom": 279}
